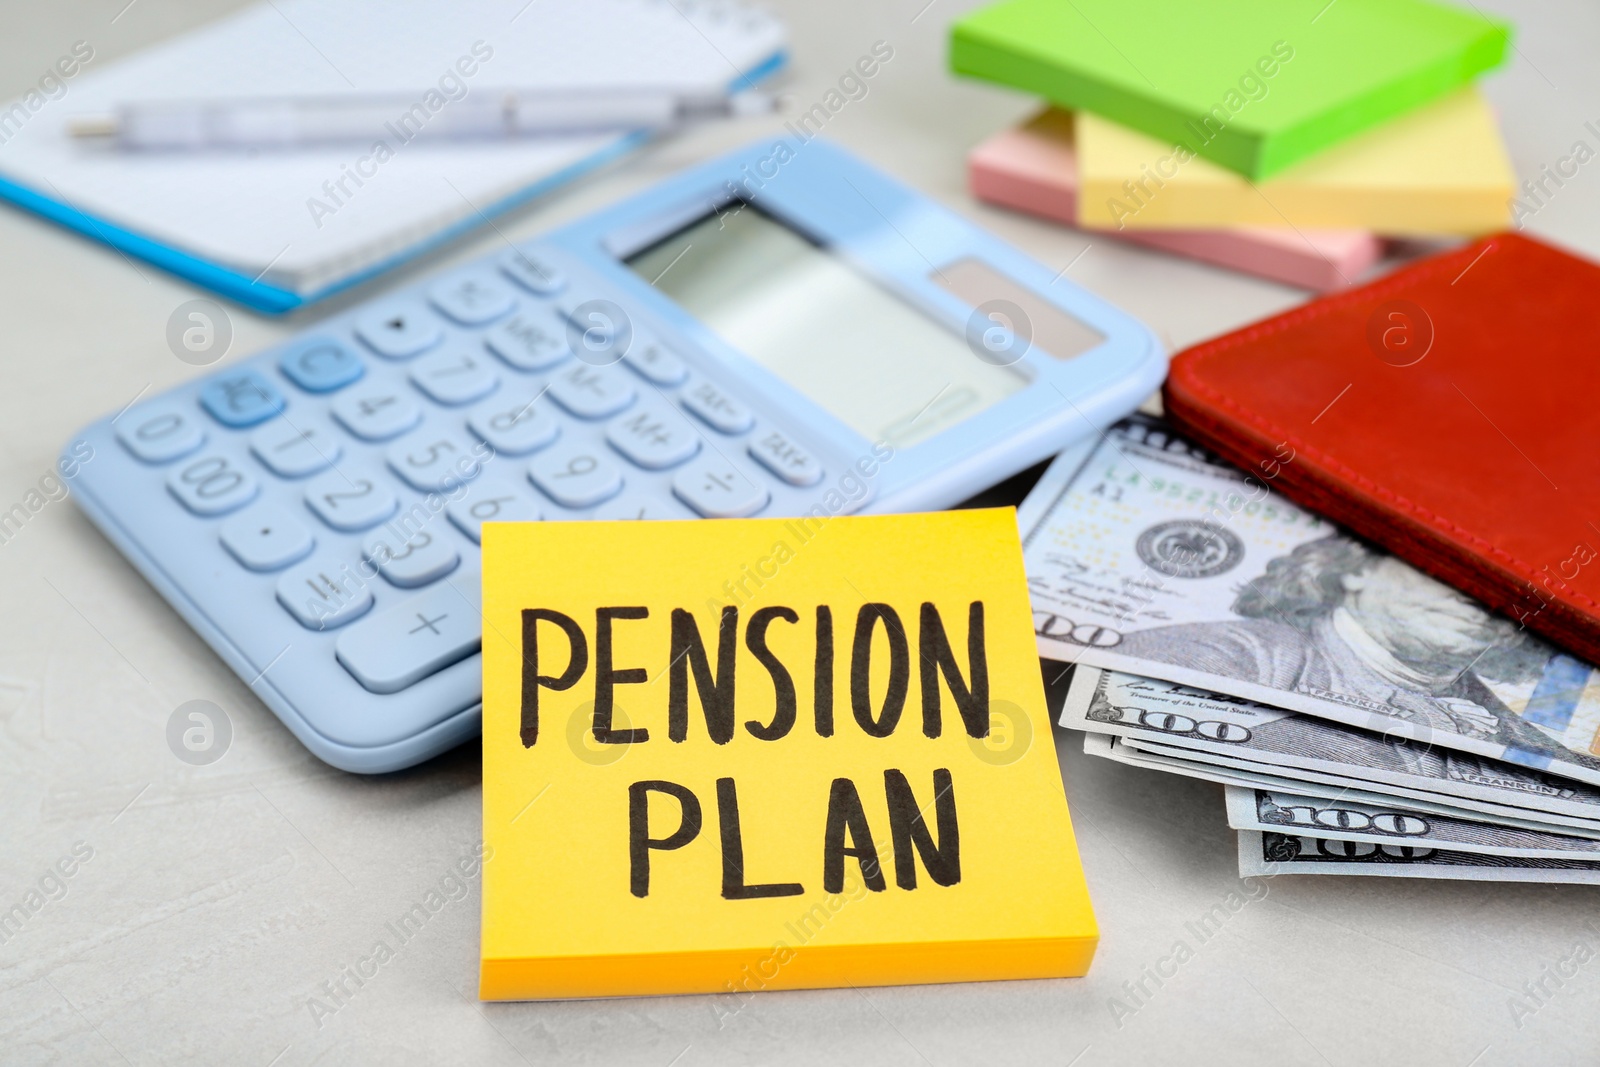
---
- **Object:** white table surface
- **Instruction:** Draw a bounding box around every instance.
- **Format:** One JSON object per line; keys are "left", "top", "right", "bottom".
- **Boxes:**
{"left": 4, "top": 2, "right": 1599, "bottom": 1064}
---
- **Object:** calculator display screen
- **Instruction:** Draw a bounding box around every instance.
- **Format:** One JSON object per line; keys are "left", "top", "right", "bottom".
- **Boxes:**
{"left": 625, "top": 203, "right": 1025, "bottom": 448}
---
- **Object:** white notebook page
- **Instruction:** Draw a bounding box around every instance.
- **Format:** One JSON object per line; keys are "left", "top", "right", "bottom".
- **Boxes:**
{"left": 0, "top": 0, "right": 785, "bottom": 296}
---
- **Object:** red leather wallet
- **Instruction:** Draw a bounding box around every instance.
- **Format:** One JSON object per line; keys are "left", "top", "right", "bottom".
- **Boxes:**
{"left": 1165, "top": 232, "right": 1600, "bottom": 663}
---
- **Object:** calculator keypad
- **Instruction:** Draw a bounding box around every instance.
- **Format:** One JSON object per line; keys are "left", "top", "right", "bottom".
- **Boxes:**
{"left": 547, "top": 364, "right": 636, "bottom": 419}
{"left": 250, "top": 419, "right": 341, "bottom": 477}
{"left": 467, "top": 392, "right": 560, "bottom": 456}
{"left": 167, "top": 453, "right": 260, "bottom": 515}
{"left": 605, "top": 400, "right": 700, "bottom": 470}
{"left": 529, "top": 442, "right": 624, "bottom": 508}
{"left": 117, "top": 403, "right": 205, "bottom": 463}
{"left": 672, "top": 457, "right": 770, "bottom": 518}
{"left": 499, "top": 249, "right": 567, "bottom": 295}
{"left": 81, "top": 244, "right": 849, "bottom": 772}
{"left": 623, "top": 336, "right": 689, "bottom": 386}
{"left": 304, "top": 467, "right": 398, "bottom": 531}
{"left": 199, "top": 371, "right": 286, "bottom": 428}
{"left": 749, "top": 428, "right": 824, "bottom": 486}
{"left": 334, "top": 573, "right": 483, "bottom": 694}
{"left": 279, "top": 338, "right": 365, "bottom": 393}
{"left": 681, "top": 379, "right": 754, "bottom": 434}
{"left": 554, "top": 292, "right": 629, "bottom": 350}
{"left": 362, "top": 528, "right": 460, "bottom": 589}
{"left": 485, "top": 314, "right": 570, "bottom": 372}
{"left": 429, "top": 274, "right": 516, "bottom": 326}
{"left": 219, "top": 503, "right": 315, "bottom": 571}
{"left": 331, "top": 386, "right": 424, "bottom": 441}
{"left": 355, "top": 301, "right": 443, "bottom": 358}
{"left": 409, "top": 349, "right": 500, "bottom": 406}
{"left": 386, "top": 430, "right": 484, "bottom": 493}
{"left": 593, "top": 493, "right": 692, "bottom": 521}
{"left": 447, "top": 477, "right": 542, "bottom": 543}
{"left": 276, "top": 557, "right": 373, "bottom": 630}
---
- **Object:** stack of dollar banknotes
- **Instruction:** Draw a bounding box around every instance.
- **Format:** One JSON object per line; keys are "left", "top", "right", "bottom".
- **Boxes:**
{"left": 1018, "top": 414, "right": 1600, "bottom": 883}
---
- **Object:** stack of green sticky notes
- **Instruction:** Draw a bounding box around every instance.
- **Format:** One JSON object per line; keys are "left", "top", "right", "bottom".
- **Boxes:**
{"left": 952, "top": 0, "right": 1516, "bottom": 236}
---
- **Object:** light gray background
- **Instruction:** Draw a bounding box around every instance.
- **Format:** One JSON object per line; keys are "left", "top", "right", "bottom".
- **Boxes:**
{"left": 3, "top": 1, "right": 1599, "bottom": 1064}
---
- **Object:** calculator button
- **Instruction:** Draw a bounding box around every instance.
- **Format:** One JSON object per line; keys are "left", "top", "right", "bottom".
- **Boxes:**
{"left": 334, "top": 571, "right": 482, "bottom": 694}
{"left": 593, "top": 494, "right": 693, "bottom": 520}
{"left": 219, "top": 504, "right": 314, "bottom": 571}
{"left": 386, "top": 430, "right": 485, "bottom": 493}
{"left": 556, "top": 295, "right": 632, "bottom": 362}
{"left": 166, "top": 454, "right": 260, "bottom": 516}
{"left": 331, "top": 386, "right": 423, "bottom": 442}
{"left": 279, "top": 337, "right": 364, "bottom": 393}
{"left": 409, "top": 350, "right": 500, "bottom": 406}
{"left": 681, "top": 379, "right": 754, "bottom": 434}
{"left": 467, "top": 392, "right": 560, "bottom": 456}
{"left": 303, "top": 468, "right": 399, "bottom": 531}
{"left": 547, "top": 364, "right": 635, "bottom": 419}
{"left": 447, "top": 477, "right": 542, "bottom": 544}
{"left": 355, "top": 301, "right": 443, "bottom": 359}
{"left": 623, "top": 336, "right": 688, "bottom": 386}
{"left": 429, "top": 273, "right": 516, "bottom": 325}
{"left": 198, "top": 371, "right": 286, "bottom": 429}
{"left": 116, "top": 403, "right": 204, "bottom": 463}
{"left": 250, "top": 419, "right": 341, "bottom": 478}
{"left": 672, "top": 458, "right": 769, "bottom": 518}
{"left": 484, "top": 313, "right": 571, "bottom": 372}
{"left": 276, "top": 556, "right": 374, "bottom": 630}
{"left": 605, "top": 399, "right": 700, "bottom": 470}
{"left": 361, "top": 527, "right": 460, "bottom": 589}
{"left": 529, "top": 444, "right": 624, "bottom": 508}
{"left": 748, "top": 428, "right": 824, "bottom": 486}
{"left": 500, "top": 249, "right": 567, "bottom": 295}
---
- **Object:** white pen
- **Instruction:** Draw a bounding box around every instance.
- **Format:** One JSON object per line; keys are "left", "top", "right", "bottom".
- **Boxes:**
{"left": 68, "top": 86, "right": 775, "bottom": 151}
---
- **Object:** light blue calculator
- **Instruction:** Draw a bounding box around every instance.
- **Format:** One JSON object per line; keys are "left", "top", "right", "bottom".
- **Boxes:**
{"left": 66, "top": 138, "right": 1162, "bottom": 773}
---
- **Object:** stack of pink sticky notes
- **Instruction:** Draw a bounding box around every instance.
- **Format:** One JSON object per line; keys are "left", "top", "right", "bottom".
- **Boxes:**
{"left": 969, "top": 110, "right": 1384, "bottom": 291}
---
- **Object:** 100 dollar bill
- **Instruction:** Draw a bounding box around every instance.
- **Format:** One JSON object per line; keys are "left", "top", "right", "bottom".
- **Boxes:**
{"left": 1237, "top": 831, "right": 1600, "bottom": 884}
{"left": 1225, "top": 788, "right": 1600, "bottom": 861}
{"left": 1125, "top": 732, "right": 1600, "bottom": 837}
{"left": 1080, "top": 730, "right": 1600, "bottom": 879}
{"left": 1022, "top": 416, "right": 1600, "bottom": 785}
{"left": 1063, "top": 666, "right": 1600, "bottom": 829}
{"left": 1080, "top": 731, "right": 1600, "bottom": 840}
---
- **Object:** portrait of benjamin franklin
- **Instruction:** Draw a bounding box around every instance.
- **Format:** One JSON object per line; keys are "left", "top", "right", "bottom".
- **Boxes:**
{"left": 1117, "top": 535, "right": 1566, "bottom": 754}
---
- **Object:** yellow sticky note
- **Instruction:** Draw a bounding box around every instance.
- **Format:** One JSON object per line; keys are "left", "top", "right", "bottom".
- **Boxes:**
{"left": 480, "top": 510, "right": 1096, "bottom": 1000}
{"left": 1076, "top": 88, "right": 1513, "bottom": 235}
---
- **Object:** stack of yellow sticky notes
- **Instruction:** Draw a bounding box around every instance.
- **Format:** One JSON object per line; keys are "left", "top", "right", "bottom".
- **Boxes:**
{"left": 1072, "top": 88, "right": 1513, "bottom": 235}
{"left": 952, "top": 0, "right": 1518, "bottom": 285}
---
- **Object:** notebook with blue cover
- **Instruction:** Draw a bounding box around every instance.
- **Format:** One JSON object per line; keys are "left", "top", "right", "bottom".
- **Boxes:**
{"left": 0, "top": 0, "right": 785, "bottom": 313}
